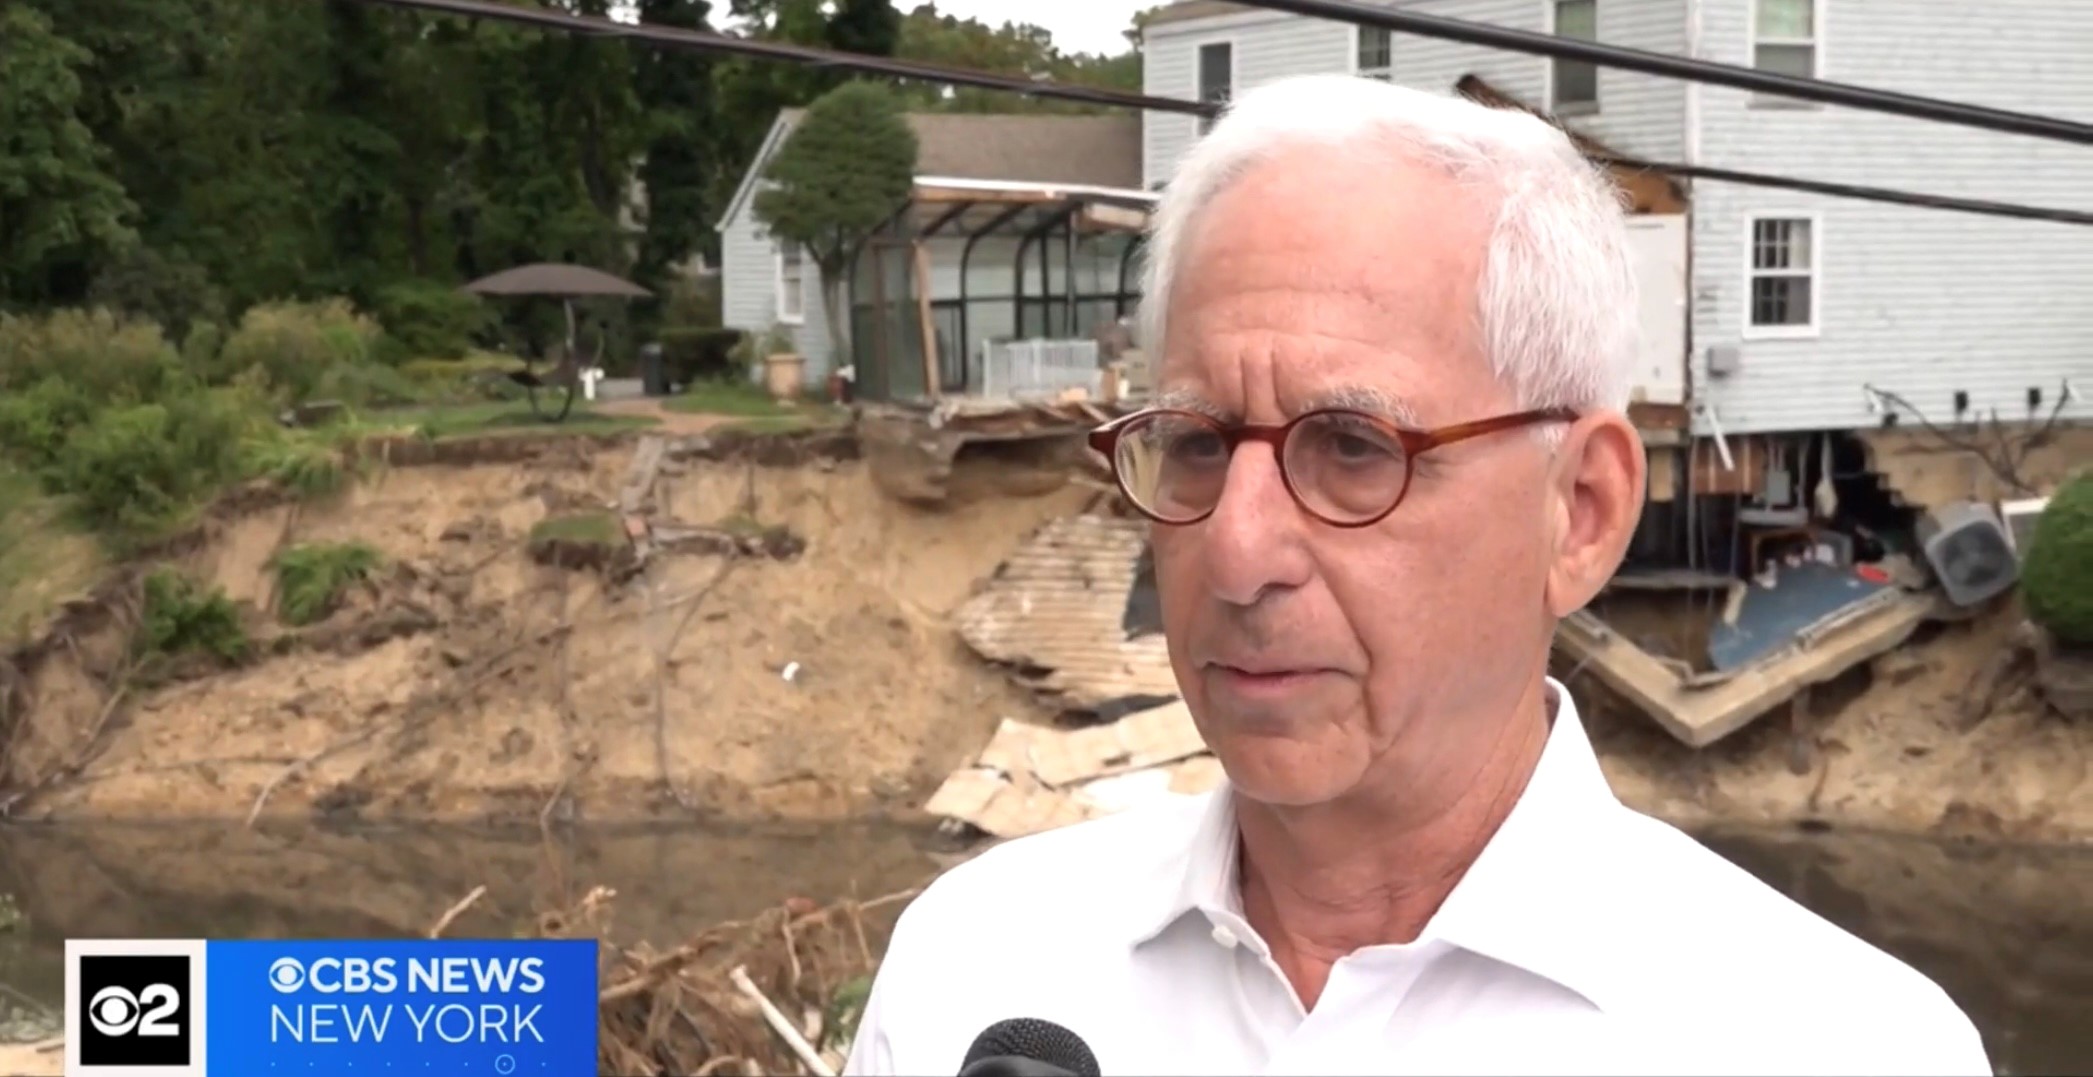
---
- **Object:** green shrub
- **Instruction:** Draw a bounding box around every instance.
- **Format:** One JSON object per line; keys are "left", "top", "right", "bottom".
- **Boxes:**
{"left": 270, "top": 542, "right": 382, "bottom": 626}
{"left": 372, "top": 280, "right": 490, "bottom": 360}
{"left": 0, "top": 377, "right": 98, "bottom": 470}
{"left": 211, "top": 299, "right": 384, "bottom": 403}
{"left": 49, "top": 390, "right": 250, "bottom": 539}
{"left": 137, "top": 568, "right": 248, "bottom": 662}
{"left": 241, "top": 434, "right": 349, "bottom": 499}
{"left": 659, "top": 326, "right": 743, "bottom": 384}
{"left": 0, "top": 308, "right": 185, "bottom": 405}
{"left": 2023, "top": 472, "right": 2093, "bottom": 646}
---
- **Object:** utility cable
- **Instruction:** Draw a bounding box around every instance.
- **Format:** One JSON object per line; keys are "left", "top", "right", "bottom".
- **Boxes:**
{"left": 342, "top": 0, "right": 2093, "bottom": 226}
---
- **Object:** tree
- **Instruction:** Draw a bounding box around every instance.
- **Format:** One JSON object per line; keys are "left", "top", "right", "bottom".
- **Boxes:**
{"left": 0, "top": 5, "right": 134, "bottom": 305}
{"left": 751, "top": 81, "right": 916, "bottom": 365}
{"left": 636, "top": 0, "right": 722, "bottom": 279}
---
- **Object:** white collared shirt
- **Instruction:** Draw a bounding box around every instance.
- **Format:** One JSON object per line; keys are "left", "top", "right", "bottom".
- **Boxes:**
{"left": 845, "top": 680, "right": 1991, "bottom": 1076}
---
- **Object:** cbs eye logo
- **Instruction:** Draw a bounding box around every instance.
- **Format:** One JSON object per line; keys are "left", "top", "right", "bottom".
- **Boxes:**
{"left": 77, "top": 954, "right": 192, "bottom": 1068}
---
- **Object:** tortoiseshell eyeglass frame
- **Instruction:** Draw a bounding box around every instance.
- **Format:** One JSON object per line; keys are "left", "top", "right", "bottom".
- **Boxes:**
{"left": 1087, "top": 406, "right": 1580, "bottom": 528}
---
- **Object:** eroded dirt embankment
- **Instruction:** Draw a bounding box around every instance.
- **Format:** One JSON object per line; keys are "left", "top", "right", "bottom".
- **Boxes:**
{"left": 3, "top": 431, "right": 1089, "bottom": 823}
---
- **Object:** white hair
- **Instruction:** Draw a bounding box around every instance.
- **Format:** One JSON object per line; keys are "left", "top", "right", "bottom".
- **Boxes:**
{"left": 1140, "top": 74, "right": 1641, "bottom": 417}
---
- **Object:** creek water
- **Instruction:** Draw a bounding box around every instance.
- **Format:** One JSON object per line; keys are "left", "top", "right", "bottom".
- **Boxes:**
{"left": 0, "top": 820, "right": 2083, "bottom": 1075}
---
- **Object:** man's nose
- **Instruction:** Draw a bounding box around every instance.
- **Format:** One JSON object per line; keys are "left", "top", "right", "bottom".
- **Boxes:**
{"left": 1198, "top": 440, "right": 1312, "bottom": 607}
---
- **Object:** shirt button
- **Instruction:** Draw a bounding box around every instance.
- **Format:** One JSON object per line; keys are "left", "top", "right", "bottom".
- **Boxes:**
{"left": 1210, "top": 923, "right": 1239, "bottom": 949}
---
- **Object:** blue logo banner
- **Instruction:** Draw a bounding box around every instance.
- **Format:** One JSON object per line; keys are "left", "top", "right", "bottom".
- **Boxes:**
{"left": 203, "top": 939, "right": 598, "bottom": 1077}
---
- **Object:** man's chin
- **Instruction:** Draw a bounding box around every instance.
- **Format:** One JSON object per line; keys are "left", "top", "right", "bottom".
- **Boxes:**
{"left": 1208, "top": 740, "right": 1366, "bottom": 809}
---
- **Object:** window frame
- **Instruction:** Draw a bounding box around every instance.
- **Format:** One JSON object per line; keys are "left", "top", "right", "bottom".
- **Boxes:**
{"left": 1741, "top": 213, "right": 1822, "bottom": 340}
{"left": 1547, "top": 0, "right": 1600, "bottom": 115}
{"left": 1746, "top": 0, "right": 1825, "bottom": 103}
{"left": 1196, "top": 39, "right": 1236, "bottom": 136}
{"left": 774, "top": 240, "right": 805, "bottom": 325}
{"left": 1353, "top": 24, "right": 1392, "bottom": 81}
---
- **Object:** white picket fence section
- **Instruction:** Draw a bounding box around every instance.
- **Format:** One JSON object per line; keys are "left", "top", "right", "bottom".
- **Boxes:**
{"left": 978, "top": 339, "right": 1102, "bottom": 400}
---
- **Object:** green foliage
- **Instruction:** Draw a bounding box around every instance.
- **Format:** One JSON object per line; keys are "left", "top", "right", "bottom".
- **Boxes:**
{"left": 211, "top": 299, "right": 384, "bottom": 404}
{"left": 372, "top": 280, "right": 491, "bottom": 360}
{"left": 2023, "top": 472, "right": 2093, "bottom": 646}
{"left": 0, "top": 308, "right": 184, "bottom": 404}
{"left": 270, "top": 541, "right": 382, "bottom": 626}
{"left": 242, "top": 434, "right": 350, "bottom": 499}
{"left": 0, "top": 5, "right": 136, "bottom": 303}
{"left": 85, "top": 245, "right": 228, "bottom": 339}
{"left": 891, "top": 7, "right": 1142, "bottom": 114}
{"left": 755, "top": 82, "right": 918, "bottom": 268}
{"left": 658, "top": 327, "right": 743, "bottom": 383}
{"left": 0, "top": 377, "right": 98, "bottom": 471}
{"left": 137, "top": 568, "right": 248, "bottom": 662}
{"left": 47, "top": 390, "right": 250, "bottom": 540}
{"left": 668, "top": 379, "right": 790, "bottom": 417}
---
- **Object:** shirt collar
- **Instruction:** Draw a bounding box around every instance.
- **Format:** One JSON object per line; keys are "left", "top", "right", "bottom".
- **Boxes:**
{"left": 1128, "top": 678, "right": 1634, "bottom": 1012}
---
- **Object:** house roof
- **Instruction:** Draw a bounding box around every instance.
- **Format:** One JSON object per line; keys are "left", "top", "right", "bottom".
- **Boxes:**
{"left": 1142, "top": 1, "right": 1256, "bottom": 30}
{"left": 717, "top": 109, "right": 1143, "bottom": 230}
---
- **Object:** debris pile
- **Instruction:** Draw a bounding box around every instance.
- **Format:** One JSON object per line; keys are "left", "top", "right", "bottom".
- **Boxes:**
{"left": 435, "top": 881, "right": 921, "bottom": 1077}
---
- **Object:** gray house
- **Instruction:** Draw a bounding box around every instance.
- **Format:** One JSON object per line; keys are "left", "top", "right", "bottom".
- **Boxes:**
{"left": 1141, "top": 0, "right": 2093, "bottom": 439}
{"left": 716, "top": 110, "right": 1149, "bottom": 394}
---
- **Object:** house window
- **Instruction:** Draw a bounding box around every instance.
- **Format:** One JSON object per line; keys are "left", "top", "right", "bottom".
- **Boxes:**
{"left": 1197, "top": 42, "right": 1233, "bottom": 135}
{"left": 775, "top": 242, "right": 804, "bottom": 323}
{"left": 1747, "top": 217, "right": 1815, "bottom": 332}
{"left": 1753, "top": 0, "right": 1817, "bottom": 78}
{"left": 1552, "top": 0, "right": 1598, "bottom": 112}
{"left": 1356, "top": 26, "right": 1391, "bottom": 81}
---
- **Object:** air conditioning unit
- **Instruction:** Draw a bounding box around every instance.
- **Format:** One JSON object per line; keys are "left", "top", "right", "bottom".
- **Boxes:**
{"left": 1916, "top": 501, "right": 2021, "bottom": 607}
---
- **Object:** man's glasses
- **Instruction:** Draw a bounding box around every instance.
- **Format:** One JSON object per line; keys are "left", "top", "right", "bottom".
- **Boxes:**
{"left": 1088, "top": 406, "right": 1578, "bottom": 527}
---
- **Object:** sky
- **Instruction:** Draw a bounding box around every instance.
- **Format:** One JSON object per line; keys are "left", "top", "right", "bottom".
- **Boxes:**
{"left": 924, "top": 0, "right": 1149, "bottom": 57}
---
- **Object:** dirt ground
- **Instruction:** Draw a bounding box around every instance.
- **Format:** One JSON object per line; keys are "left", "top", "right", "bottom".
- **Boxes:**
{"left": 1582, "top": 612, "right": 2091, "bottom": 845}
{"left": 6, "top": 434, "right": 1088, "bottom": 823}
{"left": 2, "top": 426, "right": 2086, "bottom": 847}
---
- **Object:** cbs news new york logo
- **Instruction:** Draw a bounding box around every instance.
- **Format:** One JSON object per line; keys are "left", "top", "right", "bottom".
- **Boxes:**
{"left": 67, "top": 939, "right": 206, "bottom": 1074}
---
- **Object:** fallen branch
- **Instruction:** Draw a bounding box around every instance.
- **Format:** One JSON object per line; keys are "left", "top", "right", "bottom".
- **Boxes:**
{"left": 730, "top": 965, "right": 834, "bottom": 1077}
{"left": 428, "top": 885, "right": 488, "bottom": 939}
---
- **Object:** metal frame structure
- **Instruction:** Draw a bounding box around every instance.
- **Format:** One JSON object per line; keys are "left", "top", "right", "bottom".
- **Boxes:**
{"left": 849, "top": 178, "right": 1153, "bottom": 403}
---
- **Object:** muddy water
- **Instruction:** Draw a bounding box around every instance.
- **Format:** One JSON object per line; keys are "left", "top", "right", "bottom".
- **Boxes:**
{"left": 0, "top": 822, "right": 2083, "bottom": 1075}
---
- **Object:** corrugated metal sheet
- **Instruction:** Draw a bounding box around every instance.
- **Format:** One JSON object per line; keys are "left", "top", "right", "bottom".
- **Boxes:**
{"left": 953, "top": 515, "right": 1179, "bottom": 710}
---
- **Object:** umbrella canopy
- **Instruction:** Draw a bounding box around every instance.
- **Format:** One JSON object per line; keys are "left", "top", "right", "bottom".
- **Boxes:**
{"left": 461, "top": 263, "right": 652, "bottom": 299}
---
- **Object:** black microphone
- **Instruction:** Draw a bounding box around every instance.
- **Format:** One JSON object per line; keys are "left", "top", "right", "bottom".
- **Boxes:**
{"left": 957, "top": 1017, "right": 1101, "bottom": 1077}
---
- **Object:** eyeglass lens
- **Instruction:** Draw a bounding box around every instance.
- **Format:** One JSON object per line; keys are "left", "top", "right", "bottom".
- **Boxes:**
{"left": 1114, "top": 412, "right": 1411, "bottom": 524}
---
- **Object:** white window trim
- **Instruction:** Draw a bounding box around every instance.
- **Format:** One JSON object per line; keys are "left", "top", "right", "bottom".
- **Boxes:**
{"left": 1195, "top": 38, "right": 1237, "bottom": 136}
{"left": 1741, "top": 212, "right": 1822, "bottom": 340}
{"left": 774, "top": 242, "right": 805, "bottom": 325}
{"left": 1745, "top": 0, "right": 1825, "bottom": 105}
{"left": 1545, "top": 0, "right": 1601, "bottom": 116}
{"left": 1351, "top": 24, "right": 1392, "bottom": 81}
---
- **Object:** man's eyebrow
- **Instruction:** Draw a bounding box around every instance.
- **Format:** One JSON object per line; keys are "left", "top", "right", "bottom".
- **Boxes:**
{"left": 1307, "top": 386, "right": 1422, "bottom": 427}
{"left": 1153, "top": 387, "right": 1231, "bottom": 420}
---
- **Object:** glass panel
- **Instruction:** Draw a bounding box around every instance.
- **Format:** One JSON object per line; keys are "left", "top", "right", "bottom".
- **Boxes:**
{"left": 1755, "top": 0, "right": 1812, "bottom": 39}
{"left": 1557, "top": 0, "right": 1597, "bottom": 39}
{"left": 1199, "top": 43, "right": 1232, "bottom": 98}
{"left": 1555, "top": 60, "right": 1598, "bottom": 106}
{"left": 1749, "top": 276, "right": 1812, "bottom": 327}
{"left": 1358, "top": 27, "right": 1392, "bottom": 70}
{"left": 1754, "top": 42, "right": 1815, "bottom": 77}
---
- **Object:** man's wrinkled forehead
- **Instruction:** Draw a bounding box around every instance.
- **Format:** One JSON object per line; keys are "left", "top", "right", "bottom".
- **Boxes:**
{"left": 1154, "top": 385, "right": 1422, "bottom": 428}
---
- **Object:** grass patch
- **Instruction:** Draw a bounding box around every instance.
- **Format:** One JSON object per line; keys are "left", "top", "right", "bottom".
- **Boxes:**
{"left": 0, "top": 465, "right": 105, "bottom": 647}
{"left": 664, "top": 380, "right": 794, "bottom": 418}
{"left": 709, "top": 407, "right": 851, "bottom": 437}
{"left": 361, "top": 400, "right": 657, "bottom": 441}
{"left": 136, "top": 568, "right": 248, "bottom": 663}
{"left": 270, "top": 542, "right": 383, "bottom": 626}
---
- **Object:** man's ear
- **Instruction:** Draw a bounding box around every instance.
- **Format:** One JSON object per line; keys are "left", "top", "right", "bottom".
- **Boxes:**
{"left": 1545, "top": 412, "right": 1646, "bottom": 618}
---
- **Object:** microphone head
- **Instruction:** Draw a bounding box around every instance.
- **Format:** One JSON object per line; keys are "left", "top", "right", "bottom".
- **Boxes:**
{"left": 963, "top": 1017, "right": 1100, "bottom": 1077}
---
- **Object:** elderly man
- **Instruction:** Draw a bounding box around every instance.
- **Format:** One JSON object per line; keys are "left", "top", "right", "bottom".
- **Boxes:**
{"left": 844, "top": 75, "right": 1987, "bottom": 1076}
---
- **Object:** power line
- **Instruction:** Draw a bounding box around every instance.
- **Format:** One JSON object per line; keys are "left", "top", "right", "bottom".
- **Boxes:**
{"left": 1223, "top": 0, "right": 2093, "bottom": 147}
{"left": 341, "top": 0, "right": 2093, "bottom": 227}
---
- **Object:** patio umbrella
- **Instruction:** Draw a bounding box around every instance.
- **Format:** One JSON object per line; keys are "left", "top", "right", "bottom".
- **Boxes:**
{"left": 461, "top": 263, "right": 653, "bottom": 420}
